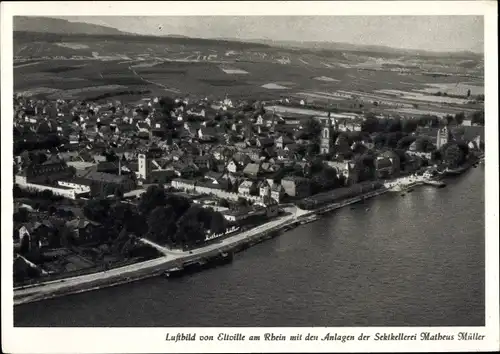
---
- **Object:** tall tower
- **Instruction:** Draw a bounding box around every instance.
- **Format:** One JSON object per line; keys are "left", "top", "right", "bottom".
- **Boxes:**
{"left": 320, "top": 112, "right": 334, "bottom": 154}
{"left": 138, "top": 153, "right": 152, "bottom": 181}
{"left": 436, "top": 125, "right": 449, "bottom": 149}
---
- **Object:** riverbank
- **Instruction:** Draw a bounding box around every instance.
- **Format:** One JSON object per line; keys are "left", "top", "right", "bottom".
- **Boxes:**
{"left": 14, "top": 210, "right": 298, "bottom": 305}
{"left": 12, "top": 173, "right": 454, "bottom": 305}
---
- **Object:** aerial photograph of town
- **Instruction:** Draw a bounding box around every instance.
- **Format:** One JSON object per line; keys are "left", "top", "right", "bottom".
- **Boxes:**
{"left": 11, "top": 15, "right": 486, "bottom": 328}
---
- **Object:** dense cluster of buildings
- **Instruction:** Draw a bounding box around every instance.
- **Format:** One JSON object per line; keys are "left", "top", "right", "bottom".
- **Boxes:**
{"left": 12, "top": 92, "right": 484, "bottom": 279}
{"left": 14, "top": 92, "right": 484, "bottom": 201}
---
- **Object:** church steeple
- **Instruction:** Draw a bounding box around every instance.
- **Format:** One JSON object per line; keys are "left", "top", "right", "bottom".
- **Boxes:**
{"left": 320, "top": 112, "right": 334, "bottom": 155}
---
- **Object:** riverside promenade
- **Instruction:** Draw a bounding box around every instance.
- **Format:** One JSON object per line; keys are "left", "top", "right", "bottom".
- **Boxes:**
{"left": 383, "top": 175, "right": 427, "bottom": 192}
{"left": 14, "top": 206, "right": 304, "bottom": 305}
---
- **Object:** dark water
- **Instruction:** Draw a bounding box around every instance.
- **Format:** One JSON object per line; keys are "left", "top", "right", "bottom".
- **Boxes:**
{"left": 15, "top": 167, "right": 485, "bottom": 327}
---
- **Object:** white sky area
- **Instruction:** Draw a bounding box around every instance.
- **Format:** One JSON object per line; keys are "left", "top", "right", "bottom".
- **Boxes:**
{"left": 57, "top": 16, "right": 484, "bottom": 53}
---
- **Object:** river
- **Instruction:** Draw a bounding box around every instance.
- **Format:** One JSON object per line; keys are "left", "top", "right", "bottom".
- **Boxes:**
{"left": 14, "top": 166, "right": 485, "bottom": 327}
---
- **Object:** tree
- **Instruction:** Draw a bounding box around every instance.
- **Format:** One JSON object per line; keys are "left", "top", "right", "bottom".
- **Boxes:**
{"left": 177, "top": 220, "right": 205, "bottom": 248}
{"left": 219, "top": 198, "right": 230, "bottom": 208}
{"left": 105, "top": 151, "right": 118, "bottom": 162}
{"left": 108, "top": 202, "right": 134, "bottom": 233}
{"left": 103, "top": 184, "right": 117, "bottom": 197}
{"left": 83, "top": 198, "right": 110, "bottom": 223}
{"left": 445, "top": 115, "right": 455, "bottom": 125}
{"left": 467, "top": 89, "right": 471, "bottom": 98}
{"left": 402, "top": 119, "right": 418, "bottom": 133}
{"left": 237, "top": 197, "right": 249, "bottom": 207}
{"left": 175, "top": 205, "right": 207, "bottom": 247}
{"left": 165, "top": 193, "right": 191, "bottom": 218}
{"left": 385, "top": 117, "right": 402, "bottom": 133}
{"left": 30, "top": 152, "right": 48, "bottom": 165}
{"left": 361, "top": 117, "right": 379, "bottom": 133}
{"left": 418, "top": 114, "right": 440, "bottom": 128}
{"left": 304, "top": 118, "right": 322, "bottom": 140}
{"left": 431, "top": 150, "right": 442, "bottom": 161}
{"left": 14, "top": 208, "right": 29, "bottom": 223}
{"left": 112, "top": 227, "right": 130, "bottom": 255}
{"left": 456, "top": 140, "right": 470, "bottom": 158}
{"left": 384, "top": 132, "right": 405, "bottom": 149}
{"left": 471, "top": 110, "right": 485, "bottom": 126}
{"left": 138, "top": 185, "right": 166, "bottom": 215}
{"left": 13, "top": 184, "right": 23, "bottom": 198}
{"left": 414, "top": 136, "right": 435, "bottom": 152}
{"left": 147, "top": 205, "right": 176, "bottom": 244}
{"left": 347, "top": 131, "right": 365, "bottom": 143}
{"left": 335, "top": 133, "right": 350, "bottom": 151}
{"left": 397, "top": 136, "right": 417, "bottom": 150}
{"left": 454, "top": 112, "right": 465, "bottom": 125}
{"left": 322, "top": 166, "right": 338, "bottom": 181}
{"left": 48, "top": 205, "right": 57, "bottom": 215}
{"left": 307, "top": 142, "right": 320, "bottom": 157}
{"left": 355, "top": 153, "right": 376, "bottom": 182}
{"left": 373, "top": 133, "right": 386, "bottom": 148}
{"left": 158, "top": 96, "right": 176, "bottom": 116}
{"left": 429, "top": 115, "right": 440, "bottom": 128}
{"left": 394, "top": 149, "right": 407, "bottom": 171}
{"left": 209, "top": 211, "right": 226, "bottom": 235}
{"left": 20, "top": 234, "right": 30, "bottom": 255}
{"left": 41, "top": 189, "right": 54, "bottom": 200}
{"left": 443, "top": 143, "right": 465, "bottom": 167}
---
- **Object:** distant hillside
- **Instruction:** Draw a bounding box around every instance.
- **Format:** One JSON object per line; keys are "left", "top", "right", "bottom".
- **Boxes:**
{"left": 13, "top": 31, "right": 272, "bottom": 51}
{"left": 14, "top": 16, "right": 130, "bottom": 36}
{"left": 13, "top": 17, "right": 482, "bottom": 60}
{"left": 218, "top": 37, "right": 483, "bottom": 59}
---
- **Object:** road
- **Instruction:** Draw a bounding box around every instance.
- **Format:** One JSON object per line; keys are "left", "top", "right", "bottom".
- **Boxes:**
{"left": 140, "top": 207, "right": 300, "bottom": 257}
{"left": 14, "top": 206, "right": 302, "bottom": 304}
{"left": 128, "top": 66, "right": 181, "bottom": 94}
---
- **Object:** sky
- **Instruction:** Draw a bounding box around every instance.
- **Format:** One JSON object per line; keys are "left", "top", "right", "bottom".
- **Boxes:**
{"left": 58, "top": 16, "right": 484, "bottom": 53}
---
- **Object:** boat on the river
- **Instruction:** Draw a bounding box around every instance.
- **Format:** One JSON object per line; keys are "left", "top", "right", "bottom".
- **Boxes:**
{"left": 163, "top": 266, "right": 183, "bottom": 278}
{"left": 213, "top": 251, "right": 234, "bottom": 265}
{"left": 299, "top": 214, "right": 320, "bottom": 225}
{"left": 163, "top": 252, "right": 234, "bottom": 278}
{"left": 424, "top": 179, "right": 447, "bottom": 188}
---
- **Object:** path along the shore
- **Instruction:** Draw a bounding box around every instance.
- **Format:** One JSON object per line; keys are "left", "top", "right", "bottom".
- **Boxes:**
{"left": 14, "top": 207, "right": 303, "bottom": 304}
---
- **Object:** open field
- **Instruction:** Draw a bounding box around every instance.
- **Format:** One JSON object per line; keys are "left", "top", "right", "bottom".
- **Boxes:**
{"left": 387, "top": 108, "right": 451, "bottom": 118}
{"left": 417, "top": 83, "right": 484, "bottom": 96}
{"left": 262, "top": 83, "right": 288, "bottom": 90}
{"left": 14, "top": 33, "right": 484, "bottom": 116}
{"left": 55, "top": 42, "right": 90, "bottom": 50}
{"left": 295, "top": 92, "right": 344, "bottom": 101}
{"left": 15, "top": 57, "right": 484, "bottom": 112}
{"left": 313, "top": 76, "right": 340, "bottom": 82}
{"left": 220, "top": 67, "right": 249, "bottom": 74}
{"left": 375, "top": 89, "right": 473, "bottom": 104}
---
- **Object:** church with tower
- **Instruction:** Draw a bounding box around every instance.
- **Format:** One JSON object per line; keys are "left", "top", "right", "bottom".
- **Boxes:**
{"left": 320, "top": 112, "right": 338, "bottom": 155}
{"left": 436, "top": 125, "right": 451, "bottom": 149}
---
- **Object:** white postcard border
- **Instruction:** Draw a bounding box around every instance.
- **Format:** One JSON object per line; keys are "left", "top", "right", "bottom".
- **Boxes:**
{"left": 1, "top": 1, "right": 498, "bottom": 353}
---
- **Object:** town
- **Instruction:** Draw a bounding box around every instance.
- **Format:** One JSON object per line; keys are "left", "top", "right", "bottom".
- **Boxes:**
{"left": 12, "top": 90, "right": 485, "bottom": 287}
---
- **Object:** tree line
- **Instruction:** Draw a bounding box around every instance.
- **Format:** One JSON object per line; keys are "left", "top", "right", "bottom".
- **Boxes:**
{"left": 83, "top": 185, "right": 229, "bottom": 250}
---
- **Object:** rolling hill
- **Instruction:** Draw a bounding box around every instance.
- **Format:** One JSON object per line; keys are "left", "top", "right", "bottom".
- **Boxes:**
{"left": 13, "top": 17, "right": 483, "bottom": 60}
{"left": 14, "top": 16, "right": 131, "bottom": 36}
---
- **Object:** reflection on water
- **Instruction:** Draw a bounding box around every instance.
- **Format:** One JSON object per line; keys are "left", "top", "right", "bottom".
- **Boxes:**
{"left": 14, "top": 168, "right": 484, "bottom": 327}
